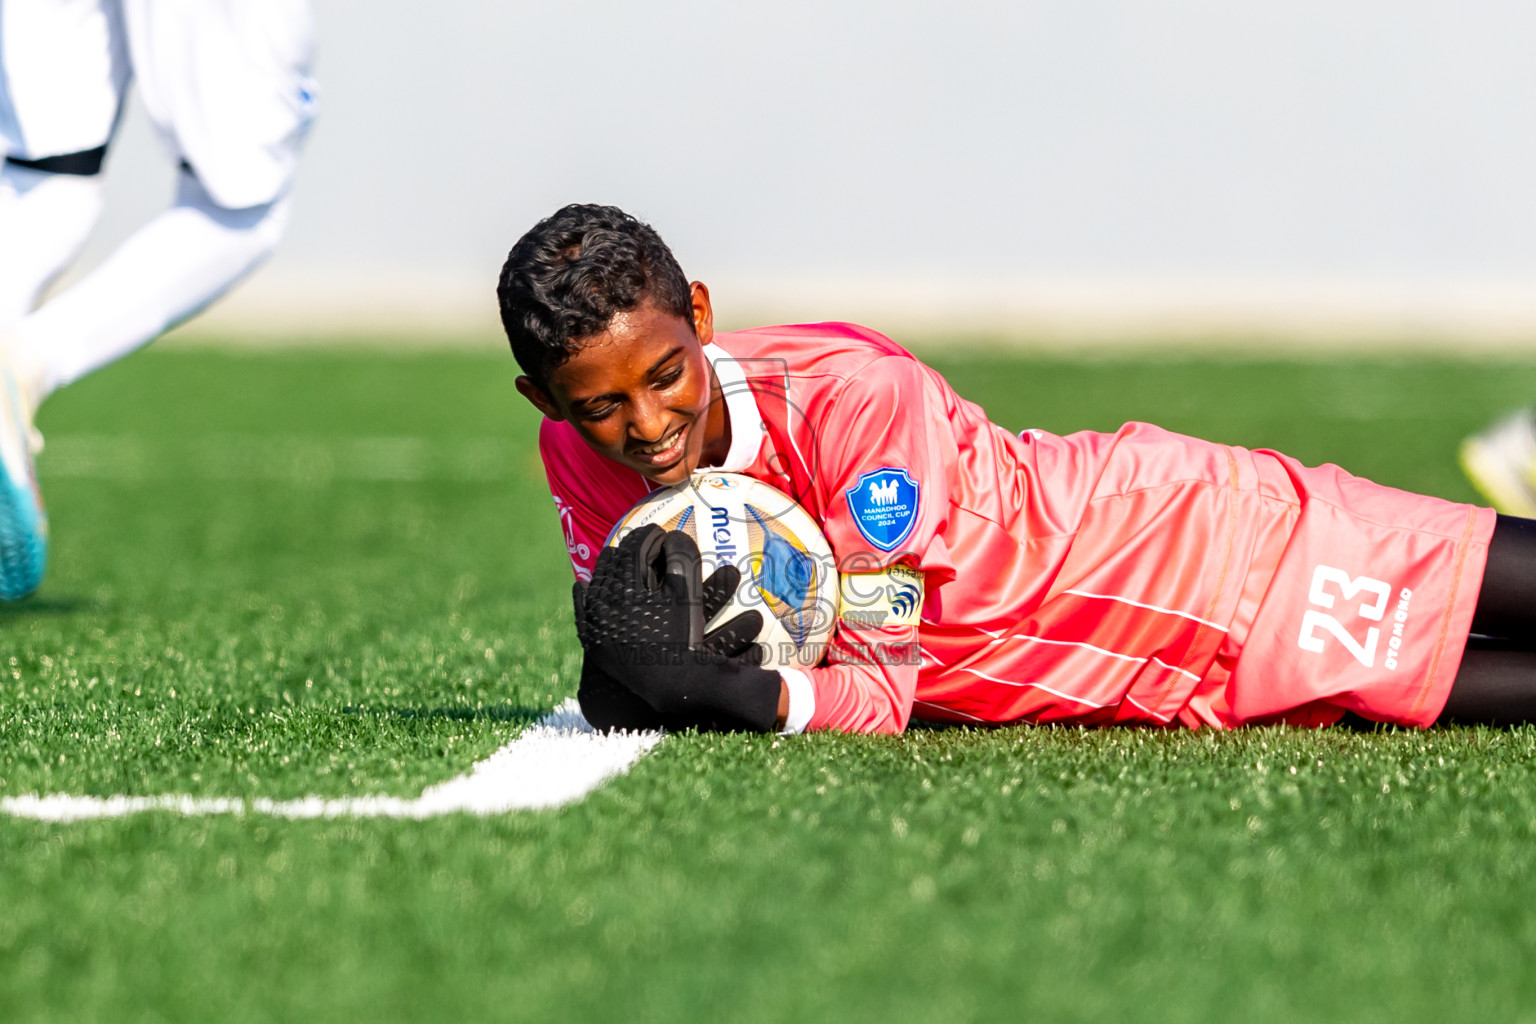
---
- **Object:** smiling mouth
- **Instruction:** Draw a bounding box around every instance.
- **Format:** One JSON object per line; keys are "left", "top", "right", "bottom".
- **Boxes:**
{"left": 630, "top": 424, "right": 688, "bottom": 467}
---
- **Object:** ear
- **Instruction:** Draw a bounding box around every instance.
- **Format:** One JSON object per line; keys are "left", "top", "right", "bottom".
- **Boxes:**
{"left": 690, "top": 281, "right": 714, "bottom": 346}
{"left": 515, "top": 375, "right": 565, "bottom": 421}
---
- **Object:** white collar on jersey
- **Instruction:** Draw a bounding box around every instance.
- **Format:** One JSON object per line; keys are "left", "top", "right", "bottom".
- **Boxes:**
{"left": 704, "top": 343, "right": 764, "bottom": 472}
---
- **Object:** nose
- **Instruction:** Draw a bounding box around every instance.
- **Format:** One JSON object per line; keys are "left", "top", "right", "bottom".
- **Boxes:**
{"left": 631, "top": 392, "right": 669, "bottom": 443}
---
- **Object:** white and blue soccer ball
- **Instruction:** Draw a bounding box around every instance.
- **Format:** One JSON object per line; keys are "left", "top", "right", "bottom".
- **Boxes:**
{"left": 607, "top": 472, "right": 840, "bottom": 669}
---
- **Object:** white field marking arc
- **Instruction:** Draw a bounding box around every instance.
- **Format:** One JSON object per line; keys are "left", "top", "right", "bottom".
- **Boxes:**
{"left": 0, "top": 700, "right": 662, "bottom": 823}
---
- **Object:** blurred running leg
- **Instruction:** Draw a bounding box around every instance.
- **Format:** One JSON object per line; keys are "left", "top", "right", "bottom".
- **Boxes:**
{"left": 0, "top": 160, "right": 106, "bottom": 325}
{"left": 1460, "top": 409, "right": 1536, "bottom": 517}
{"left": 0, "top": 332, "right": 47, "bottom": 600}
{"left": 14, "top": 167, "right": 290, "bottom": 398}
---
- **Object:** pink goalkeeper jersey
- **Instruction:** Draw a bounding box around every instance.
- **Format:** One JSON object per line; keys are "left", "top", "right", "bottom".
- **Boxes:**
{"left": 541, "top": 323, "right": 1492, "bottom": 734}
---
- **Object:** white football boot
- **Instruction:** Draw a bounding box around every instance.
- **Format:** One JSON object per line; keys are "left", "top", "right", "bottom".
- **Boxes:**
{"left": 0, "top": 332, "right": 47, "bottom": 600}
{"left": 1460, "top": 408, "right": 1536, "bottom": 518}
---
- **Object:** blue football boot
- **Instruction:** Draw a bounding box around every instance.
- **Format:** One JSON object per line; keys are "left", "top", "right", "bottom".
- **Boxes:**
{"left": 0, "top": 339, "right": 47, "bottom": 600}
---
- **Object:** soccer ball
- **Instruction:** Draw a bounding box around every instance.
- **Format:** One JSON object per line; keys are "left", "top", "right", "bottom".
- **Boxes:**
{"left": 607, "top": 472, "right": 840, "bottom": 669}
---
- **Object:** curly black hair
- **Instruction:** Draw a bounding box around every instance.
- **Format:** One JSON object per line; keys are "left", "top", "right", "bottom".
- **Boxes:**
{"left": 497, "top": 204, "right": 693, "bottom": 387}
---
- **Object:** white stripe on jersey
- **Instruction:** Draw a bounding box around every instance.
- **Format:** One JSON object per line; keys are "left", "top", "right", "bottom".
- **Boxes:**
{"left": 919, "top": 638, "right": 1197, "bottom": 719}
{"left": 913, "top": 699, "right": 990, "bottom": 722}
{"left": 1149, "top": 655, "right": 1201, "bottom": 682}
{"left": 1061, "top": 588, "right": 1229, "bottom": 632}
{"left": 987, "top": 631, "right": 1149, "bottom": 664}
{"left": 947, "top": 666, "right": 1111, "bottom": 709}
{"left": 1121, "top": 694, "right": 1173, "bottom": 722}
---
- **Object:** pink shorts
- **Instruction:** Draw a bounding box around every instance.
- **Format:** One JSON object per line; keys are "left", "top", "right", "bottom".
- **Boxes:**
{"left": 1178, "top": 450, "right": 1494, "bottom": 729}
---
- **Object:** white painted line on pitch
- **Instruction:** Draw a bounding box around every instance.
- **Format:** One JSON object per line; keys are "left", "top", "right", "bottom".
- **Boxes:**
{"left": 0, "top": 700, "right": 663, "bottom": 823}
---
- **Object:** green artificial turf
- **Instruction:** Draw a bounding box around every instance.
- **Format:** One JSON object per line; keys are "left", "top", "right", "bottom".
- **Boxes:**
{"left": 5, "top": 344, "right": 1536, "bottom": 1022}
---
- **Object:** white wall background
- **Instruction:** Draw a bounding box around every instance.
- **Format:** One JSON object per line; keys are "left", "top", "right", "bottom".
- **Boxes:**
{"left": 77, "top": 0, "right": 1536, "bottom": 340}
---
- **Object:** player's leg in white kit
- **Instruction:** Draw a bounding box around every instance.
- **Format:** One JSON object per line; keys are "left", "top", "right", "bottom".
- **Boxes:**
{"left": 0, "top": 0, "right": 125, "bottom": 325}
{"left": 0, "top": 0, "right": 132, "bottom": 598}
{"left": 0, "top": 158, "right": 109, "bottom": 600}
{"left": 13, "top": 0, "right": 316, "bottom": 396}
{"left": 14, "top": 169, "right": 292, "bottom": 395}
{"left": 0, "top": 0, "right": 315, "bottom": 600}
{"left": 0, "top": 162, "right": 107, "bottom": 326}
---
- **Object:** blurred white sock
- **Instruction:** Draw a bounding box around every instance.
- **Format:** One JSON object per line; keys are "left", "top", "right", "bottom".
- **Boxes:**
{"left": 0, "top": 163, "right": 106, "bottom": 326}
{"left": 15, "top": 168, "right": 290, "bottom": 398}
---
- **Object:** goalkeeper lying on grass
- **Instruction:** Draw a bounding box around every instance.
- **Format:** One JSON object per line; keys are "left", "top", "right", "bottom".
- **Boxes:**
{"left": 501, "top": 203, "right": 1536, "bottom": 735}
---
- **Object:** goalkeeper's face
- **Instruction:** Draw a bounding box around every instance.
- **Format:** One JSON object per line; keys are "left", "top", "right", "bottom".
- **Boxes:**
{"left": 520, "top": 282, "right": 730, "bottom": 487}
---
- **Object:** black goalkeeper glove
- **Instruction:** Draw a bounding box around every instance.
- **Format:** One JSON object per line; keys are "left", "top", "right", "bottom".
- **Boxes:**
{"left": 576, "top": 554, "right": 765, "bottom": 732}
{"left": 573, "top": 525, "right": 782, "bottom": 733}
